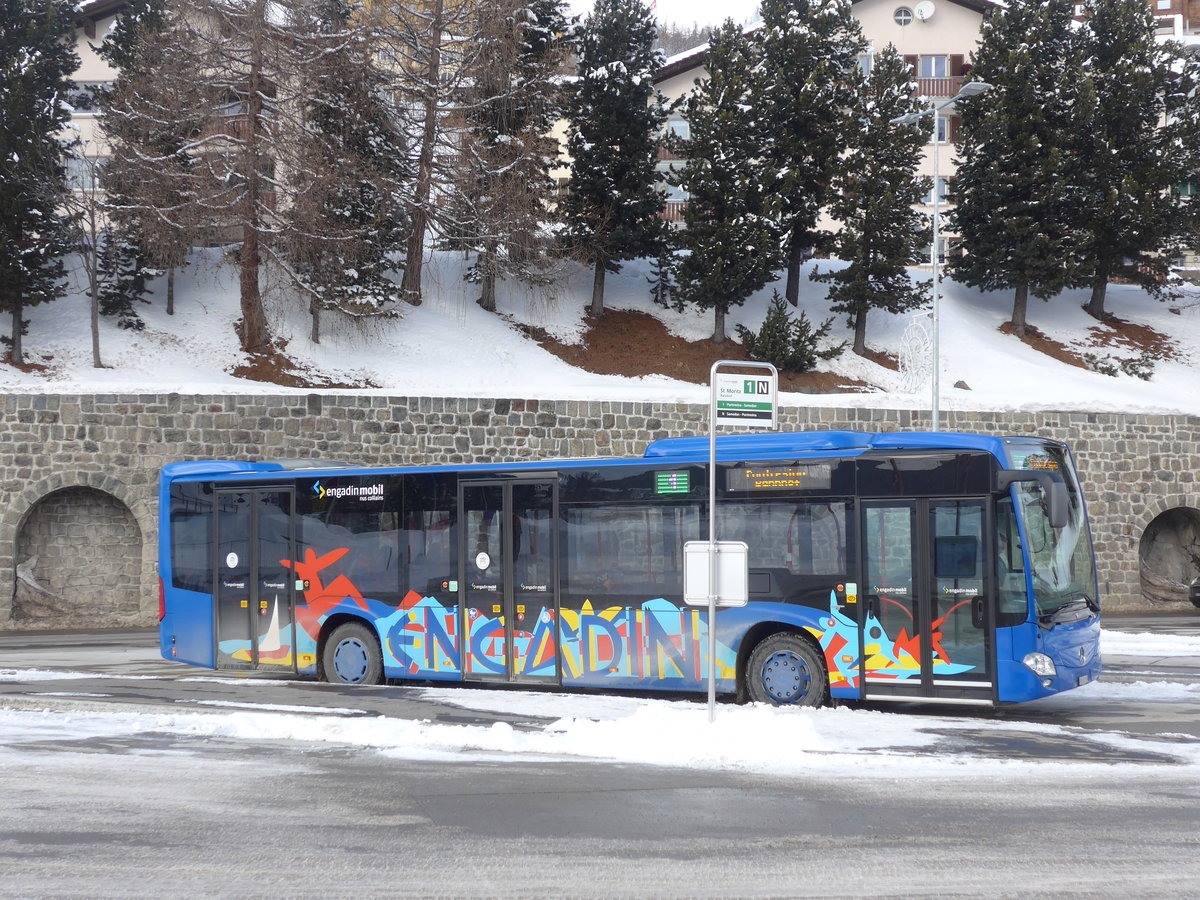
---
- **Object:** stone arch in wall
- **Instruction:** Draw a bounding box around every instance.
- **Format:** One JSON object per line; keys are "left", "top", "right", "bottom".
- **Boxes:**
{"left": 0, "top": 472, "right": 157, "bottom": 629}
{"left": 1138, "top": 499, "right": 1200, "bottom": 606}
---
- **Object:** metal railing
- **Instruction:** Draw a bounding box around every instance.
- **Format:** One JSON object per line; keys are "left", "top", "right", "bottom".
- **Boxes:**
{"left": 917, "top": 75, "right": 964, "bottom": 98}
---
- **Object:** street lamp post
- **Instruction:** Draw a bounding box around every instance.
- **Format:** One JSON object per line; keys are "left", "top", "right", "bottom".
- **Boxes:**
{"left": 891, "top": 81, "right": 992, "bottom": 432}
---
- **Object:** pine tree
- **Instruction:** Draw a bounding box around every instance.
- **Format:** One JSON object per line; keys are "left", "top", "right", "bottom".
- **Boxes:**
{"left": 562, "top": 0, "right": 666, "bottom": 316}
{"left": 0, "top": 0, "right": 77, "bottom": 364}
{"left": 97, "top": 236, "right": 151, "bottom": 332}
{"left": 815, "top": 45, "right": 930, "bottom": 357}
{"left": 101, "top": 0, "right": 273, "bottom": 353}
{"left": 385, "top": 0, "right": 477, "bottom": 306}
{"left": 662, "top": 19, "right": 779, "bottom": 344}
{"left": 282, "top": 0, "right": 410, "bottom": 343}
{"left": 751, "top": 0, "right": 866, "bottom": 307}
{"left": 101, "top": 0, "right": 168, "bottom": 68}
{"left": 447, "top": 0, "right": 571, "bottom": 312}
{"left": 62, "top": 148, "right": 116, "bottom": 367}
{"left": 1071, "top": 0, "right": 1200, "bottom": 320}
{"left": 102, "top": 0, "right": 411, "bottom": 354}
{"left": 97, "top": 0, "right": 187, "bottom": 318}
{"left": 949, "top": 0, "right": 1082, "bottom": 336}
{"left": 736, "top": 291, "right": 843, "bottom": 373}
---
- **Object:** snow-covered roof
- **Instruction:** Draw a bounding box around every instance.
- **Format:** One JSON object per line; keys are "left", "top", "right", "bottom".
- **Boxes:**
{"left": 654, "top": 0, "right": 1003, "bottom": 85}
{"left": 76, "top": 0, "right": 126, "bottom": 21}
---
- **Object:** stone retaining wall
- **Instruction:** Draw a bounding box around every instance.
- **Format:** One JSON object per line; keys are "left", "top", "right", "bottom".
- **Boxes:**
{"left": 1, "top": 393, "right": 1197, "bottom": 629}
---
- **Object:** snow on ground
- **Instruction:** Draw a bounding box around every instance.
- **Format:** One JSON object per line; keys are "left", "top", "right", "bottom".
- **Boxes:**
{"left": 1101, "top": 630, "right": 1200, "bottom": 657}
{"left": 1, "top": 682, "right": 1196, "bottom": 778}
{"left": 4, "top": 249, "right": 1200, "bottom": 417}
{"left": 1, "top": 629, "right": 1197, "bottom": 778}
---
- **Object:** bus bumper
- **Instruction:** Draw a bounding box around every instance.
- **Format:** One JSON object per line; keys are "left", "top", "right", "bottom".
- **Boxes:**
{"left": 997, "top": 618, "right": 1102, "bottom": 702}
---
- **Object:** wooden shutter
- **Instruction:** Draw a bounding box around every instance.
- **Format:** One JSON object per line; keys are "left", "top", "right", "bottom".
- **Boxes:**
{"left": 950, "top": 55, "right": 965, "bottom": 77}
{"left": 949, "top": 116, "right": 962, "bottom": 144}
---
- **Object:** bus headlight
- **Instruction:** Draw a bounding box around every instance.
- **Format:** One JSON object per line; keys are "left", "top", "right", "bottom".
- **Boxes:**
{"left": 1023, "top": 652, "right": 1057, "bottom": 677}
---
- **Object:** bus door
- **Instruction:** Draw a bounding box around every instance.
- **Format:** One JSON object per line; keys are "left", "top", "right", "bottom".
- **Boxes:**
{"left": 214, "top": 488, "right": 298, "bottom": 672}
{"left": 859, "top": 499, "right": 993, "bottom": 702}
{"left": 459, "top": 479, "right": 559, "bottom": 684}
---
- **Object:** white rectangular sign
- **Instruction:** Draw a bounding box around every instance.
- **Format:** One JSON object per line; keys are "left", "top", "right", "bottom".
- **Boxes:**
{"left": 683, "top": 541, "right": 749, "bottom": 608}
{"left": 714, "top": 372, "right": 777, "bottom": 428}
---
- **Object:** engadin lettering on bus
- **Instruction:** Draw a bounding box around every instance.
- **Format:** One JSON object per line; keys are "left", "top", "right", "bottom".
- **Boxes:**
{"left": 312, "top": 480, "right": 386, "bottom": 502}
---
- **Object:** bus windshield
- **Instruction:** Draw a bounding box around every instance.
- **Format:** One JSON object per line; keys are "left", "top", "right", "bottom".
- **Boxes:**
{"left": 1007, "top": 441, "right": 1098, "bottom": 618}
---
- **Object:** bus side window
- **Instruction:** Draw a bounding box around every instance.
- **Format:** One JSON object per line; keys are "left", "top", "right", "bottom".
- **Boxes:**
{"left": 295, "top": 482, "right": 405, "bottom": 603}
{"left": 721, "top": 500, "right": 847, "bottom": 575}
{"left": 721, "top": 500, "right": 848, "bottom": 605}
{"left": 403, "top": 474, "right": 456, "bottom": 600}
{"left": 170, "top": 482, "right": 214, "bottom": 593}
{"left": 996, "top": 497, "right": 1026, "bottom": 620}
{"left": 560, "top": 503, "right": 699, "bottom": 601}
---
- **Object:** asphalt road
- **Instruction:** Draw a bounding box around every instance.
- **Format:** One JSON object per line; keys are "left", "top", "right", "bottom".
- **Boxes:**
{"left": 3, "top": 612, "right": 1199, "bottom": 743}
{"left": 1, "top": 614, "right": 1198, "bottom": 898}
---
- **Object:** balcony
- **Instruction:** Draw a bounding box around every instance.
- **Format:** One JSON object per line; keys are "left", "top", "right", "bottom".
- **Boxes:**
{"left": 917, "top": 75, "right": 965, "bottom": 99}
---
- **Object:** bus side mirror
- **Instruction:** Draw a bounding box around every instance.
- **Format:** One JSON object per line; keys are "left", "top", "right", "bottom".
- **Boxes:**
{"left": 995, "top": 470, "right": 1069, "bottom": 529}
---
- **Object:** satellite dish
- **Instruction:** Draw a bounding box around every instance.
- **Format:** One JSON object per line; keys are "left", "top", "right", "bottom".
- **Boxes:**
{"left": 915, "top": 1, "right": 936, "bottom": 20}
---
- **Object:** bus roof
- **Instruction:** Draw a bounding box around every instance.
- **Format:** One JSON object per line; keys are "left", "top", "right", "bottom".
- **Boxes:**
{"left": 161, "top": 430, "right": 1018, "bottom": 483}
{"left": 642, "top": 430, "right": 1011, "bottom": 460}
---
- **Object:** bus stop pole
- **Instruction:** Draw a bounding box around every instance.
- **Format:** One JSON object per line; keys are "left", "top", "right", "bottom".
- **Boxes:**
{"left": 706, "top": 360, "right": 777, "bottom": 723}
{"left": 708, "top": 374, "right": 718, "bottom": 723}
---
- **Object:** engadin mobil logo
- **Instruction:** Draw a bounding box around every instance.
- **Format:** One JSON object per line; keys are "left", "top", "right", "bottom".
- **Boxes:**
{"left": 312, "top": 480, "right": 385, "bottom": 501}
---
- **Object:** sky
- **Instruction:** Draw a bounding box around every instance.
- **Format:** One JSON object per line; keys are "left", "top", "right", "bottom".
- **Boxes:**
{"left": 566, "top": 0, "right": 761, "bottom": 27}
{"left": 4, "top": 247, "right": 1200, "bottom": 418}
{"left": 1, "top": 629, "right": 1198, "bottom": 778}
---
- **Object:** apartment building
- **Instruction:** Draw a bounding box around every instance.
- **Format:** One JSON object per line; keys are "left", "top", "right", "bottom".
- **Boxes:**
{"left": 1126, "top": 0, "right": 1200, "bottom": 39}
{"left": 654, "top": 0, "right": 1001, "bottom": 257}
{"left": 68, "top": 0, "right": 125, "bottom": 189}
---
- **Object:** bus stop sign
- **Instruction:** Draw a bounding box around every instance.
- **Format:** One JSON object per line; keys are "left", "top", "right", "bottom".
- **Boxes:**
{"left": 714, "top": 373, "right": 777, "bottom": 428}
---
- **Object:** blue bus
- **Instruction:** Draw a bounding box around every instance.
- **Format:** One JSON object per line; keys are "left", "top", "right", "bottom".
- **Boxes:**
{"left": 158, "top": 430, "right": 1101, "bottom": 706}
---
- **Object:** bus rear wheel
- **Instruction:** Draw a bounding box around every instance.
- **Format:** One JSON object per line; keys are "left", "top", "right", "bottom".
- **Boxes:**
{"left": 322, "top": 622, "right": 383, "bottom": 686}
{"left": 744, "top": 633, "right": 827, "bottom": 707}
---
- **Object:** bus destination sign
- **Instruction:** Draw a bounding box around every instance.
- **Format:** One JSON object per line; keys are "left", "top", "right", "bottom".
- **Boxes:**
{"left": 726, "top": 463, "right": 833, "bottom": 492}
{"left": 1013, "top": 452, "right": 1060, "bottom": 471}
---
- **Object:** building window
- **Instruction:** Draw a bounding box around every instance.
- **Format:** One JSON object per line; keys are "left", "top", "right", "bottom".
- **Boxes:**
{"left": 920, "top": 237, "right": 950, "bottom": 263}
{"left": 919, "top": 55, "right": 948, "bottom": 78}
{"left": 66, "top": 81, "right": 113, "bottom": 115}
{"left": 924, "top": 176, "right": 951, "bottom": 205}
{"left": 656, "top": 162, "right": 688, "bottom": 202}
{"left": 66, "top": 155, "right": 108, "bottom": 192}
{"left": 858, "top": 53, "right": 873, "bottom": 78}
{"left": 933, "top": 116, "right": 950, "bottom": 143}
{"left": 1178, "top": 182, "right": 1199, "bottom": 197}
{"left": 664, "top": 118, "right": 690, "bottom": 141}
{"left": 894, "top": 7, "right": 914, "bottom": 25}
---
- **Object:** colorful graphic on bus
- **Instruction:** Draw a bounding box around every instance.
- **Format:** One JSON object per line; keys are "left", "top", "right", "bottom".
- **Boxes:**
{"left": 164, "top": 430, "right": 1102, "bottom": 706}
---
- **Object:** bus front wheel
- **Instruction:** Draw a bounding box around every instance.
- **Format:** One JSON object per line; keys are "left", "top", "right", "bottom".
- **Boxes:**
{"left": 744, "top": 633, "right": 827, "bottom": 707}
{"left": 322, "top": 622, "right": 384, "bottom": 686}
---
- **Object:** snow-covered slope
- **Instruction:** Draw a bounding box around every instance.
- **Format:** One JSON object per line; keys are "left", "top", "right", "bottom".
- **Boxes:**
{"left": 4, "top": 248, "right": 1200, "bottom": 416}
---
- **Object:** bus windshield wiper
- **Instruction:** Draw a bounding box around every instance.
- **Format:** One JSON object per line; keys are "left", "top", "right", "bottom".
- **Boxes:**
{"left": 1039, "top": 598, "right": 1095, "bottom": 626}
